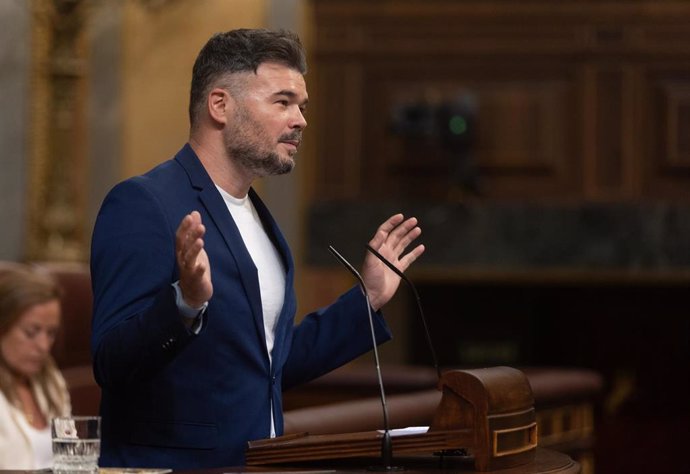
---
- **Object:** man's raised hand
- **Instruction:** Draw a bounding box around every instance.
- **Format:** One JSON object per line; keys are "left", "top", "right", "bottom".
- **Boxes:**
{"left": 362, "top": 214, "right": 425, "bottom": 311}
{"left": 175, "top": 211, "right": 213, "bottom": 308}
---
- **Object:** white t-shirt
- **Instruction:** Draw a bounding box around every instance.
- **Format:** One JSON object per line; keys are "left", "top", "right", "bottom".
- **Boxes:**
{"left": 217, "top": 186, "right": 286, "bottom": 436}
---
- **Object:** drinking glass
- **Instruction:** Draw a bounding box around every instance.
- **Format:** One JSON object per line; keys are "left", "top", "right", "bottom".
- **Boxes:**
{"left": 52, "top": 416, "right": 101, "bottom": 473}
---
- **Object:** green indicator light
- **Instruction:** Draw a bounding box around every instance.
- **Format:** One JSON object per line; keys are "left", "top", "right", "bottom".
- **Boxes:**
{"left": 449, "top": 115, "right": 467, "bottom": 135}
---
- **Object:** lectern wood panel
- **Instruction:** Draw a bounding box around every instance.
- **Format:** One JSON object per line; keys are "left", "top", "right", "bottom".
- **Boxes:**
{"left": 247, "top": 367, "right": 537, "bottom": 472}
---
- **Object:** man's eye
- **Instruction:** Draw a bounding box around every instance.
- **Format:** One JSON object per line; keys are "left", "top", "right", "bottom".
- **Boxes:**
{"left": 276, "top": 100, "right": 288, "bottom": 106}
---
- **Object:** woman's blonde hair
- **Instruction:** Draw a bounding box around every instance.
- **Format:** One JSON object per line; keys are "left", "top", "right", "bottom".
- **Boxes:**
{"left": 0, "top": 264, "right": 67, "bottom": 416}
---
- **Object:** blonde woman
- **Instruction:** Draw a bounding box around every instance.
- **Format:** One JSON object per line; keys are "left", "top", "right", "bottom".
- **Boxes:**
{"left": 0, "top": 265, "right": 71, "bottom": 469}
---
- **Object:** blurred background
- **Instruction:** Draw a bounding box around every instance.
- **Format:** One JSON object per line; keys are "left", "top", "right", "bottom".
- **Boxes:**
{"left": 1, "top": 0, "right": 689, "bottom": 472}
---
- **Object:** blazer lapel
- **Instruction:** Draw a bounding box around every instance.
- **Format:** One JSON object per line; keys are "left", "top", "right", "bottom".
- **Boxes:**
{"left": 175, "top": 146, "right": 267, "bottom": 355}
{"left": 248, "top": 189, "right": 296, "bottom": 367}
{"left": 248, "top": 188, "right": 294, "bottom": 278}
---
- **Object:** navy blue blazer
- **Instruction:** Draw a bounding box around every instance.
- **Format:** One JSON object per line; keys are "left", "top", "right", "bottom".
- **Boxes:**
{"left": 90, "top": 144, "right": 392, "bottom": 469}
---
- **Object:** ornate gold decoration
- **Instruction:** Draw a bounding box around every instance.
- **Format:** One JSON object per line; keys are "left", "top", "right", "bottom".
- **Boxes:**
{"left": 27, "top": 0, "right": 89, "bottom": 262}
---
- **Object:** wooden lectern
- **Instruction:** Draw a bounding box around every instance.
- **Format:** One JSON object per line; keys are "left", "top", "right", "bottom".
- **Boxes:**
{"left": 246, "top": 367, "right": 538, "bottom": 472}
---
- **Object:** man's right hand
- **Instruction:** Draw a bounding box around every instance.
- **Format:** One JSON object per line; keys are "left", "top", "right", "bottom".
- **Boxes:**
{"left": 176, "top": 211, "right": 213, "bottom": 308}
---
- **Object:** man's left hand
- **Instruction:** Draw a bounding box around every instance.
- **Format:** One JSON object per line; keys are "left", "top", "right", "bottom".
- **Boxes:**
{"left": 362, "top": 214, "right": 425, "bottom": 311}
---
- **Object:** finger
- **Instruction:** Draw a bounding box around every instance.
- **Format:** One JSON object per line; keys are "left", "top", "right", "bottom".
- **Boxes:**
{"left": 178, "top": 211, "right": 203, "bottom": 232}
{"left": 176, "top": 214, "right": 192, "bottom": 240}
{"left": 382, "top": 217, "right": 420, "bottom": 256}
{"left": 394, "top": 226, "right": 422, "bottom": 255}
{"left": 188, "top": 250, "right": 208, "bottom": 277}
{"left": 386, "top": 217, "right": 419, "bottom": 248}
{"left": 176, "top": 217, "right": 193, "bottom": 264}
{"left": 177, "top": 215, "right": 205, "bottom": 269}
{"left": 387, "top": 217, "right": 418, "bottom": 243}
{"left": 184, "top": 213, "right": 205, "bottom": 247}
{"left": 181, "top": 226, "right": 206, "bottom": 270}
{"left": 376, "top": 214, "right": 405, "bottom": 238}
{"left": 177, "top": 212, "right": 204, "bottom": 246}
{"left": 397, "top": 243, "right": 425, "bottom": 271}
{"left": 188, "top": 210, "right": 202, "bottom": 226}
{"left": 176, "top": 213, "right": 198, "bottom": 246}
{"left": 368, "top": 214, "right": 404, "bottom": 249}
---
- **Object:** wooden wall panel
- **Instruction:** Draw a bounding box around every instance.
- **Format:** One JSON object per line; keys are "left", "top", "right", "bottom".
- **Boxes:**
{"left": 359, "top": 63, "right": 580, "bottom": 200}
{"left": 593, "top": 68, "right": 625, "bottom": 194}
{"left": 312, "top": 61, "right": 364, "bottom": 198}
{"left": 309, "top": 0, "right": 690, "bottom": 202}
{"left": 664, "top": 83, "right": 690, "bottom": 168}
{"left": 641, "top": 66, "right": 690, "bottom": 198}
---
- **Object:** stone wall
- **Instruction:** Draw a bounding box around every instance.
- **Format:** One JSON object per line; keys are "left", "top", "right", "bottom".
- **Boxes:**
{"left": 0, "top": 1, "right": 29, "bottom": 260}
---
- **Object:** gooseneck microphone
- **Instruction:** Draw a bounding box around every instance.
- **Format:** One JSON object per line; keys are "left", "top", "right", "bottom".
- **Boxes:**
{"left": 328, "top": 245, "right": 402, "bottom": 472}
{"left": 365, "top": 244, "right": 441, "bottom": 380}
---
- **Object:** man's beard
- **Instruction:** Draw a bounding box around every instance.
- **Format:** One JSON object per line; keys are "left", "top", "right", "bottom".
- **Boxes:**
{"left": 228, "top": 142, "right": 295, "bottom": 177}
{"left": 224, "top": 106, "right": 298, "bottom": 177}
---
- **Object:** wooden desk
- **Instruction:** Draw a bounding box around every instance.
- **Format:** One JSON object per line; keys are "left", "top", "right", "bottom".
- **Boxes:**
{"left": 175, "top": 448, "right": 578, "bottom": 474}
{"left": 0, "top": 449, "right": 577, "bottom": 474}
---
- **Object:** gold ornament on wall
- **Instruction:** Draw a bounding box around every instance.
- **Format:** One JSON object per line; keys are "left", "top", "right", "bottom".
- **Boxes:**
{"left": 27, "top": 0, "right": 89, "bottom": 262}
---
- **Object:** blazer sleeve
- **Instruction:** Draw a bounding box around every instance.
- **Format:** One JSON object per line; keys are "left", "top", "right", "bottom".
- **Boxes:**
{"left": 90, "top": 179, "right": 199, "bottom": 391}
{"left": 280, "top": 285, "right": 392, "bottom": 391}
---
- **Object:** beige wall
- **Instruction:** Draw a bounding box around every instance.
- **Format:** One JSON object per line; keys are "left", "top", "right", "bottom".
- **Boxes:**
{"left": 121, "top": 0, "right": 268, "bottom": 178}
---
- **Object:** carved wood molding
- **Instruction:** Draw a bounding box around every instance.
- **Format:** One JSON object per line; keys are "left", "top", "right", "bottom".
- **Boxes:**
{"left": 312, "top": 0, "right": 690, "bottom": 56}
{"left": 27, "top": 0, "right": 89, "bottom": 261}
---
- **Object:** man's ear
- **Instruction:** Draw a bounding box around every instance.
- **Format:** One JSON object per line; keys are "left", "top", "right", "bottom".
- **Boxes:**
{"left": 208, "top": 88, "right": 231, "bottom": 125}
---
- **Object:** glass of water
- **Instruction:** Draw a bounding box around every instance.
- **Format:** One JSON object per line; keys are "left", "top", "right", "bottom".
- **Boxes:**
{"left": 52, "top": 416, "right": 101, "bottom": 473}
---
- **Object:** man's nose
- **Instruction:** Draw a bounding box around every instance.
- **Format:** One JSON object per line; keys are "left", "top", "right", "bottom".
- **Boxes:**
{"left": 291, "top": 108, "right": 307, "bottom": 130}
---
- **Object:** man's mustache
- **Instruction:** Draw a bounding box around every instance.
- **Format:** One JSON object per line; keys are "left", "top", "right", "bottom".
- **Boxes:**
{"left": 279, "top": 132, "right": 302, "bottom": 142}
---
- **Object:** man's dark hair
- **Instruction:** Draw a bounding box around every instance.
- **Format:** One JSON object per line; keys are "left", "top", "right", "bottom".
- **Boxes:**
{"left": 189, "top": 28, "right": 307, "bottom": 128}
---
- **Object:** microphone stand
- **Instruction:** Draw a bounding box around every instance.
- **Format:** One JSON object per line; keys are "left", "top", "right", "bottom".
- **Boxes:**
{"left": 328, "top": 245, "right": 404, "bottom": 472}
{"left": 364, "top": 245, "right": 473, "bottom": 464}
{"left": 365, "top": 244, "right": 441, "bottom": 381}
